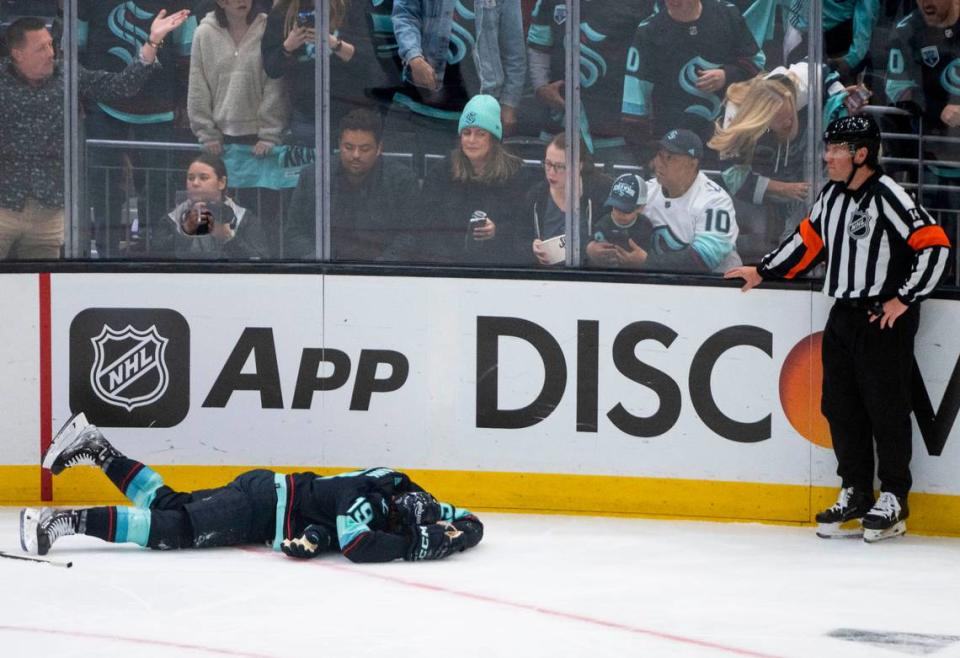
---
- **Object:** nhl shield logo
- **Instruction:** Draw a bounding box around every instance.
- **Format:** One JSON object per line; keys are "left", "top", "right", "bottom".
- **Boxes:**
{"left": 922, "top": 46, "right": 940, "bottom": 68}
{"left": 847, "top": 208, "right": 873, "bottom": 240}
{"left": 90, "top": 325, "right": 170, "bottom": 412}
{"left": 553, "top": 4, "right": 566, "bottom": 24}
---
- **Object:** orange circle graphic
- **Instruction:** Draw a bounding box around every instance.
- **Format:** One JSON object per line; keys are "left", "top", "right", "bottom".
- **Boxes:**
{"left": 779, "top": 332, "right": 832, "bottom": 448}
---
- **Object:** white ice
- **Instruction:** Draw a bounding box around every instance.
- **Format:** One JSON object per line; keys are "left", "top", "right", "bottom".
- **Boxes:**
{"left": 0, "top": 509, "right": 958, "bottom": 658}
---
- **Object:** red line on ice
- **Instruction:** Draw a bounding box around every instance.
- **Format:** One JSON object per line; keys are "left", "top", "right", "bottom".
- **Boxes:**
{"left": 0, "top": 624, "right": 276, "bottom": 657}
{"left": 239, "top": 547, "right": 783, "bottom": 658}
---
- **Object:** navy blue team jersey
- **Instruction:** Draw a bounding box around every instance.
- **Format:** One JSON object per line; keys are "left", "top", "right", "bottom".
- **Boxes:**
{"left": 277, "top": 467, "right": 476, "bottom": 562}
{"left": 527, "top": 0, "right": 655, "bottom": 148}
{"left": 78, "top": 0, "right": 196, "bottom": 121}
{"left": 622, "top": 0, "right": 759, "bottom": 142}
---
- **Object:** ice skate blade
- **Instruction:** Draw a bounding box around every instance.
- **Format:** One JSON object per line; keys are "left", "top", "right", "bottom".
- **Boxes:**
{"left": 42, "top": 412, "right": 90, "bottom": 470}
{"left": 815, "top": 520, "right": 863, "bottom": 539}
{"left": 863, "top": 521, "right": 906, "bottom": 543}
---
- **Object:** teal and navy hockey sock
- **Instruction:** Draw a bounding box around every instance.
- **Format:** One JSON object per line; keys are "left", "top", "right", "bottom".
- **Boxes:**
{"left": 103, "top": 458, "right": 164, "bottom": 508}
{"left": 81, "top": 507, "right": 193, "bottom": 550}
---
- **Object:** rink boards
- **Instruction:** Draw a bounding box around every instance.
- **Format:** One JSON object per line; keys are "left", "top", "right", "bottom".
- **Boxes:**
{"left": 1, "top": 272, "right": 958, "bottom": 535}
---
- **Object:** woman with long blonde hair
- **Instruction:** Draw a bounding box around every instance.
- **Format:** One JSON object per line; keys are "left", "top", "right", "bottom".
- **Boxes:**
{"left": 707, "top": 64, "right": 816, "bottom": 258}
{"left": 709, "top": 72, "right": 808, "bottom": 200}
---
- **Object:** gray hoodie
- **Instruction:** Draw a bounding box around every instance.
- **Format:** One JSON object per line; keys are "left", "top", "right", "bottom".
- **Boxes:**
{"left": 187, "top": 12, "right": 288, "bottom": 146}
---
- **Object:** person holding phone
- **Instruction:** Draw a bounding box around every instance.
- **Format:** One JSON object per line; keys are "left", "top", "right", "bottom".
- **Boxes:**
{"left": 585, "top": 173, "right": 653, "bottom": 269}
{"left": 413, "top": 94, "right": 531, "bottom": 264}
{"left": 261, "top": 0, "right": 356, "bottom": 144}
{"left": 154, "top": 153, "right": 268, "bottom": 259}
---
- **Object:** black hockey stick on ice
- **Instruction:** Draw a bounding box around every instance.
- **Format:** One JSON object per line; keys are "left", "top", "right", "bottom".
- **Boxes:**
{"left": 0, "top": 550, "right": 72, "bottom": 568}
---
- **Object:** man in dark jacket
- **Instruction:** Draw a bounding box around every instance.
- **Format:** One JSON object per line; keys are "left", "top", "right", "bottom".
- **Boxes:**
{"left": 22, "top": 412, "right": 483, "bottom": 562}
{"left": 284, "top": 109, "right": 419, "bottom": 260}
{"left": 0, "top": 10, "right": 191, "bottom": 260}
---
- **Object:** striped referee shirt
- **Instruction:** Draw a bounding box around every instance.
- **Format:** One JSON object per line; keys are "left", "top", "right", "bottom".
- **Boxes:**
{"left": 757, "top": 170, "right": 952, "bottom": 304}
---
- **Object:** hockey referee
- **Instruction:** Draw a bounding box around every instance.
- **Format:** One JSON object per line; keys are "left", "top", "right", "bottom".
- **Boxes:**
{"left": 725, "top": 115, "right": 952, "bottom": 543}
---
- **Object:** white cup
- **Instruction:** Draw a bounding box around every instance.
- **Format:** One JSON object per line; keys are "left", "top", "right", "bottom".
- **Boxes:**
{"left": 540, "top": 234, "right": 566, "bottom": 265}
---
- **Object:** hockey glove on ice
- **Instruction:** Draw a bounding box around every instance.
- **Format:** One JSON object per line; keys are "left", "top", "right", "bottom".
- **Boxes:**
{"left": 281, "top": 524, "right": 333, "bottom": 559}
{"left": 406, "top": 521, "right": 463, "bottom": 561}
{"left": 393, "top": 491, "right": 442, "bottom": 527}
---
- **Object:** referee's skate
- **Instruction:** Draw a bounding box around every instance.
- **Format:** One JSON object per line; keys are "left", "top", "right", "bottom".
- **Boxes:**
{"left": 815, "top": 487, "right": 874, "bottom": 539}
{"left": 862, "top": 492, "right": 909, "bottom": 543}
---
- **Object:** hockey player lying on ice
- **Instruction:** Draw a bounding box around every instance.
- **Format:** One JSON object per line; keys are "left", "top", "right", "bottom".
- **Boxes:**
{"left": 20, "top": 413, "right": 483, "bottom": 562}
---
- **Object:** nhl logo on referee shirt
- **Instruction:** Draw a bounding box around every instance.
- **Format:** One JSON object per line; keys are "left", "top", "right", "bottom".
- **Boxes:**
{"left": 847, "top": 209, "right": 873, "bottom": 239}
{"left": 70, "top": 308, "right": 190, "bottom": 427}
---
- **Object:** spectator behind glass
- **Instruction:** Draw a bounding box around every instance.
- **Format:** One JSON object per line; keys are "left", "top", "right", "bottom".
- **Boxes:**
{"left": 188, "top": 1, "right": 286, "bottom": 157}
{"left": 78, "top": 1, "right": 197, "bottom": 258}
{"left": 0, "top": 1, "right": 62, "bottom": 57}
{"left": 472, "top": 0, "right": 526, "bottom": 138}
{"left": 283, "top": 108, "right": 419, "bottom": 261}
{"left": 527, "top": 0, "right": 653, "bottom": 163}
{"left": 0, "top": 11, "right": 190, "bottom": 260}
{"left": 708, "top": 67, "right": 812, "bottom": 259}
{"left": 261, "top": 0, "right": 356, "bottom": 145}
{"left": 193, "top": 0, "right": 272, "bottom": 18}
{"left": 643, "top": 129, "right": 742, "bottom": 273}
{"left": 368, "top": 0, "right": 485, "bottom": 161}
{"left": 154, "top": 152, "right": 268, "bottom": 259}
{"left": 885, "top": 0, "right": 960, "bottom": 195}
{"left": 527, "top": 132, "right": 613, "bottom": 267}
{"left": 783, "top": 0, "right": 879, "bottom": 83}
{"left": 416, "top": 94, "right": 531, "bottom": 264}
{"left": 584, "top": 173, "right": 655, "bottom": 270}
{"left": 621, "top": 0, "right": 760, "bottom": 160}
{"left": 188, "top": 0, "right": 289, "bottom": 254}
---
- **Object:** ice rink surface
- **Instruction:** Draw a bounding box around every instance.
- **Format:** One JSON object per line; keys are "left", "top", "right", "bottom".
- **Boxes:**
{"left": 0, "top": 508, "right": 958, "bottom": 658}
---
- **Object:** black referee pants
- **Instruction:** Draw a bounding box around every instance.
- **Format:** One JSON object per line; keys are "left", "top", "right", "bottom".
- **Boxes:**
{"left": 821, "top": 302, "right": 920, "bottom": 499}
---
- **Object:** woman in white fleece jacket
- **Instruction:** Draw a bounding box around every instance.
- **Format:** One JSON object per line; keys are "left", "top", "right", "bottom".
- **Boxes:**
{"left": 188, "top": 1, "right": 288, "bottom": 157}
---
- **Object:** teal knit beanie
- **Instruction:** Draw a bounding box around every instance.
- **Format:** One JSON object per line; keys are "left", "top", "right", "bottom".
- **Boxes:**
{"left": 458, "top": 94, "right": 502, "bottom": 141}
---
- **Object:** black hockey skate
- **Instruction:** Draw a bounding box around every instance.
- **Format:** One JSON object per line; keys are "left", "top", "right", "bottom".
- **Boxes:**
{"left": 862, "top": 492, "right": 909, "bottom": 543}
{"left": 42, "top": 412, "right": 119, "bottom": 475}
{"left": 20, "top": 507, "right": 79, "bottom": 556}
{"left": 815, "top": 487, "right": 874, "bottom": 538}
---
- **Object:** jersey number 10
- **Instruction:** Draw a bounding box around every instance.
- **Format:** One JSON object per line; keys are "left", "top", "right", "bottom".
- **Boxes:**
{"left": 704, "top": 208, "right": 731, "bottom": 233}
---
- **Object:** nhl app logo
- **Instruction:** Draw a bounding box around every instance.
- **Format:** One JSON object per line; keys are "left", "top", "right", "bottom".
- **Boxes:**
{"left": 70, "top": 308, "right": 190, "bottom": 427}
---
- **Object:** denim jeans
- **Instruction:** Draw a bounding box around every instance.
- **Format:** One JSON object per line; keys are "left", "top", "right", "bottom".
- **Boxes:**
{"left": 473, "top": 0, "right": 526, "bottom": 108}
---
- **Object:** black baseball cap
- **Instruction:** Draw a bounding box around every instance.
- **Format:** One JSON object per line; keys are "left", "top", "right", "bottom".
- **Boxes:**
{"left": 658, "top": 129, "right": 703, "bottom": 160}
{"left": 605, "top": 173, "right": 648, "bottom": 212}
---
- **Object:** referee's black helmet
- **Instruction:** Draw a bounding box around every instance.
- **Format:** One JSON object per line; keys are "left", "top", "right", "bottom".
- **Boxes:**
{"left": 823, "top": 115, "right": 881, "bottom": 166}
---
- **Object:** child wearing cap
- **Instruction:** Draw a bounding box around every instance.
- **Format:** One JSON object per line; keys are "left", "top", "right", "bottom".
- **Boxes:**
{"left": 585, "top": 173, "right": 653, "bottom": 269}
